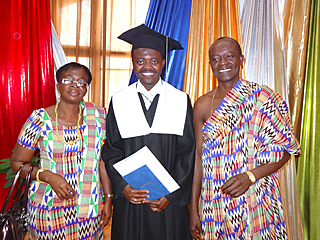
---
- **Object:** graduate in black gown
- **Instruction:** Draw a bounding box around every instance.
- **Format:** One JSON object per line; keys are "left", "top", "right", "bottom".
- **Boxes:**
{"left": 101, "top": 24, "right": 195, "bottom": 240}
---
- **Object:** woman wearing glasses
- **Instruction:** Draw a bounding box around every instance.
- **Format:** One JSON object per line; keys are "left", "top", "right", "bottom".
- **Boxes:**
{"left": 10, "top": 62, "right": 112, "bottom": 239}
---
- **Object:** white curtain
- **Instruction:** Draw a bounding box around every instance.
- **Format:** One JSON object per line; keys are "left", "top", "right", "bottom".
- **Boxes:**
{"left": 239, "top": 1, "right": 304, "bottom": 239}
{"left": 51, "top": 20, "right": 67, "bottom": 101}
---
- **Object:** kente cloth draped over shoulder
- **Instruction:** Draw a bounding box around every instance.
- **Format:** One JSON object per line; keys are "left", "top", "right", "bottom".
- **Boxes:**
{"left": 102, "top": 80, "right": 195, "bottom": 240}
{"left": 17, "top": 102, "right": 106, "bottom": 240}
{"left": 200, "top": 79, "right": 300, "bottom": 240}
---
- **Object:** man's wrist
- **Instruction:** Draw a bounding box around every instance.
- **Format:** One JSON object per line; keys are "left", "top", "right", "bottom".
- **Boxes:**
{"left": 244, "top": 171, "right": 256, "bottom": 185}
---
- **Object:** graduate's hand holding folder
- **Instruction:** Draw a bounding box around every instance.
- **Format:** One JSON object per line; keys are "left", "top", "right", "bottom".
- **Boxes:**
{"left": 113, "top": 146, "right": 180, "bottom": 210}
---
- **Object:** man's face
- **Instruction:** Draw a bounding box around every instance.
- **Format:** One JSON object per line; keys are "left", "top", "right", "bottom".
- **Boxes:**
{"left": 132, "top": 48, "right": 165, "bottom": 91}
{"left": 209, "top": 39, "right": 244, "bottom": 84}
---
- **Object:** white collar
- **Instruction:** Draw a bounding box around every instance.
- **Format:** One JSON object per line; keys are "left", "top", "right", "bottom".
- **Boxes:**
{"left": 112, "top": 81, "right": 187, "bottom": 138}
{"left": 136, "top": 79, "right": 163, "bottom": 95}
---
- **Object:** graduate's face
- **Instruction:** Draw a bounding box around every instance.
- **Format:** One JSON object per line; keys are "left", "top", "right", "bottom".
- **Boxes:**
{"left": 132, "top": 48, "right": 165, "bottom": 91}
{"left": 209, "top": 39, "right": 244, "bottom": 84}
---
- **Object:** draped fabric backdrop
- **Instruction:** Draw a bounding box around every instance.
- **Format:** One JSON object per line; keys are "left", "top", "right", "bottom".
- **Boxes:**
{"left": 241, "top": 0, "right": 287, "bottom": 95}
{"left": 284, "top": 0, "right": 311, "bottom": 140}
{"left": 240, "top": 1, "right": 305, "bottom": 239}
{"left": 129, "top": 0, "right": 192, "bottom": 90}
{"left": 0, "top": 0, "right": 55, "bottom": 206}
{"left": 297, "top": 1, "right": 320, "bottom": 239}
{"left": 51, "top": 21, "right": 68, "bottom": 72}
{"left": 283, "top": 1, "right": 310, "bottom": 238}
{"left": 183, "top": 0, "right": 243, "bottom": 105}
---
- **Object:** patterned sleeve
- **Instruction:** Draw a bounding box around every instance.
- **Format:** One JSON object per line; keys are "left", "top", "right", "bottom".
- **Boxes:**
{"left": 17, "top": 109, "right": 43, "bottom": 150}
{"left": 255, "top": 86, "right": 300, "bottom": 156}
{"left": 95, "top": 105, "right": 107, "bottom": 143}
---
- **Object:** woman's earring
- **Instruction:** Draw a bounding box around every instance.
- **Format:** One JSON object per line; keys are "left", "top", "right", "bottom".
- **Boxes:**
{"left": 56, "top": 91, "right": 61, "bottom": 101}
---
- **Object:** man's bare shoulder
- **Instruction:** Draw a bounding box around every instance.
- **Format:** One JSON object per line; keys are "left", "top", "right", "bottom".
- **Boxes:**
{"left": 193, "top": 89, "right": 217, "bottom": 123}
{"left": 194, "top": 90, "right": 215, "bottom": 110}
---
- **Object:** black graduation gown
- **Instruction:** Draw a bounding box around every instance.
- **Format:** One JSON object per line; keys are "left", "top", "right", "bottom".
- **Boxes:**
{"left": 101, "top": 94, "right": 195, "bottom": 240}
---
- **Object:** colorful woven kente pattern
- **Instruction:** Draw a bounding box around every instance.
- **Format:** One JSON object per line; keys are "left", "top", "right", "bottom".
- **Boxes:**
{"left": 17, "top": 102, "right": 106, "bottom": 239}
{"left": 200, "top": 79, "right": 300, "bottom": 240}
{"left": 27, "top": 199, "right": 102, "bottom": 240}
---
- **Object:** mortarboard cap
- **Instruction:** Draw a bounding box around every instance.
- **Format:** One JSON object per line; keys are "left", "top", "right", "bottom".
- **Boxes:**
{"left": 118, "top": 24, "right": 183, "bottom": 58}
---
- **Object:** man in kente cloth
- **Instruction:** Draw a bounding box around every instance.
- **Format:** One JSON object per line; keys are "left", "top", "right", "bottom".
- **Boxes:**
{"left": 189, "top": 37, "right": 300, "bottom": 240}
{"left": 101, "top": 24, "right": 195, "bottom": 240}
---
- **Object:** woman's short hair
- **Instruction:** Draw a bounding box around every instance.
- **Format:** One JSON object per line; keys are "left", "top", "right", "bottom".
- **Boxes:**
{"left": 56, "top": 62, "right": 92, "bottom": 85}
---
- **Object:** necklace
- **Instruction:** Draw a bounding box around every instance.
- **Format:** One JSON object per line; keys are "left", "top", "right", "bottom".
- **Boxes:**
{"left": 55, "top": 101, "right": 81, "bottom": 145}
{"left": 210, "top": 87, "right": 217, "bottom": 116}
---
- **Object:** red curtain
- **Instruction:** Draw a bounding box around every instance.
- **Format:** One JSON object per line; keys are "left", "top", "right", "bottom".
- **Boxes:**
{"left": 0, "top": 1, "right": 55, "bottom": 206}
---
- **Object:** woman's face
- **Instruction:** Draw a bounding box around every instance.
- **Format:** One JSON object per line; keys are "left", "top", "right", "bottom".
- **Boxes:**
{"left": 57, "top": 67, "right": 89, "bottom": 104}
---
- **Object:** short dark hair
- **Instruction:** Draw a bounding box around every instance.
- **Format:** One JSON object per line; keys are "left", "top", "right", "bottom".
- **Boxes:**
{"left": 131, "top": 48, "right": 164, "bottom": 60}
{"left": 210, "top": 37, "right": 242, "bottom": 56}
{"left": 56, "top": 62, "right": 92, "bottom": 85}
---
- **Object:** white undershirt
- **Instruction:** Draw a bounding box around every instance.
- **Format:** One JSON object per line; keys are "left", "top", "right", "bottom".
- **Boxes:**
{"left": 136, "top": 79, "right": 163, "bottom": 110}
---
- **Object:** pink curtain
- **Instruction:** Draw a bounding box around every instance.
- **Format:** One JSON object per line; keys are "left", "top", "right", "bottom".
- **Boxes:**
{"left": 0, "top": 0, "right": 55, "bottom": 206}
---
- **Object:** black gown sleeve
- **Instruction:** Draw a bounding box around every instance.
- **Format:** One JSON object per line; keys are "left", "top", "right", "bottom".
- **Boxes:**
{"left": 101, "top": 99, "right": 128, "bottom": 199}
{"left": 165, "top": 96, "right": 195, "bottom": 206}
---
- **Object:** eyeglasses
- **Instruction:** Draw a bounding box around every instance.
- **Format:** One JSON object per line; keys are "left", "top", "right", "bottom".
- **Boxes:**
{"left": 61, "top": 78, "right": 88, "bottom": 88}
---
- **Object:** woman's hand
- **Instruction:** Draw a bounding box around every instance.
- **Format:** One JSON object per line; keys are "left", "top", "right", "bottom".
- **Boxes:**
{"left": 189, "top": 209, "right": 204, "bottom": 240}
{"left": 99, "top": 160, "right": 112, "bottom": 228}
{"left": 123, "top": 184, "right": 149, "bottom": 204}
{"left": 101, "top": 197, "right": 112, "bottom": 228}
{"left": 220, "top": 173, "right": 251, "bottom": 198}
{"left": 44, "top": 171, "right": 77, "bottom": 200}
{"left": 143, "top": 196, "right": 169, "bottom": 212}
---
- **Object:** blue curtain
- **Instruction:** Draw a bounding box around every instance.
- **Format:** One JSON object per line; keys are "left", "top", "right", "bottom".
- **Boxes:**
{"left": 129, "top": 0, "right": 192, "bottom": 90}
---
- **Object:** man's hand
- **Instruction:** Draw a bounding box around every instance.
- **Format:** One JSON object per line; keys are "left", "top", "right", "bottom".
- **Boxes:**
{"left": 220, "top": 173, "right": 251, "bottom": 198}
{"left": 189, "top": 209, "right": 204, "bottom": 240}
{"left": 123, "top": 184, "right": 150, "bottom": 204}
{"left": 143, "top": 196, "right": 169, "bottom": 212}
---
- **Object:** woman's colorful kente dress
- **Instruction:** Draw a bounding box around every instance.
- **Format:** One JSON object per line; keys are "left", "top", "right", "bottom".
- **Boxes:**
{"left": 17, "top": 102, "right": 106, "bottom": 240}
{"left": 200, "top": 79, "right": 300, "bottom": 240}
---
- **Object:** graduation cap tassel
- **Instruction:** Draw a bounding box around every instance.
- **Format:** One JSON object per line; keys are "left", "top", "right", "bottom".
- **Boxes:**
{"left": 165, "top": 35, "right": 168, "bottom": 104}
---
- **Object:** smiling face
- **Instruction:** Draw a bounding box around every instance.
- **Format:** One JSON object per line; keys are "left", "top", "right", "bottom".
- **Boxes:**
{"left": 209, "top": 38, "right": 244, "bottom": 84}
{"left": 57, "top": 67, "right": 89, "bottom": 103}
{"left": 132, "top": 48, "right": 165, "bottom": 91}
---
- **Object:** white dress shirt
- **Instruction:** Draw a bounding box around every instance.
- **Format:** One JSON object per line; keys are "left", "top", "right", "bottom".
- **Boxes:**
{"left": 136, "top": 80, "right": 163, "bottom": 110}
